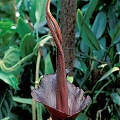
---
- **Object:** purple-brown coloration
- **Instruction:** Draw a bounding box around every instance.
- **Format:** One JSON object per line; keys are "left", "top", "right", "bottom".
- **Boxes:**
{"left": 31, "top": 0, "right": 91, "bottom": 119}
{"left": 46, "top": 0, "right": 68, "bottom": 113}
{"left": 31, "top": 72, "right": 91, "bottom": 119}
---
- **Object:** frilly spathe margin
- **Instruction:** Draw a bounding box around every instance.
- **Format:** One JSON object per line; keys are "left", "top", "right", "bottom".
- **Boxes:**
{"left": 31, "top": 72, "right": 91, "bottom": 120}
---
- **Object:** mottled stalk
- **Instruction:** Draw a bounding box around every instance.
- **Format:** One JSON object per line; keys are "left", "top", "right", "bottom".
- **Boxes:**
{"left": 61, "top": 0, "right": 77, "bottom": 75}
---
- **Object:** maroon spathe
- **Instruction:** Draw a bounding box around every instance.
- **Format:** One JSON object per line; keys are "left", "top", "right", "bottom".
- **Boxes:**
{"left": 32, "top": 0, "right": 91, "bottom": 119}
{"left": 31, "top": 73, "right": 91, "bottom": 120}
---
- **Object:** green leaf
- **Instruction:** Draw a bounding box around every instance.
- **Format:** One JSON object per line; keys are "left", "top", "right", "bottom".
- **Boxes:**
{"left": 17, "top": 17, "right": 32, "bottom": 38}
{"left": 99, "top": 37, "right": 107, "bottom": 53}
{"left": 114, "top": 51, "right": 120, "bottom": 60}
{"left": 82, "top": 24, "right": 101, "bottom": 50}
{"left": 1, "top": 117, "right": 9, "bottom": 120}
{"left": 3, "top": 46, "right": 20, "bottom": 67}
{"left": 98, "top": 67, "right": 119, "bottom": 82}
{"left": 77, "top": 9, "right": 84, "bottom": 29}
{"left": 114, "top": 62, "right": 120, "bottom": 68}
{"left": 74, "top": 59, "right": 87, "bottom": 73}
{"left": 82, "top": 0, "right": 98, "bottom": 24}
{"left": 81, "top": 68, "right": 91, "bottom": 87}
{"left": 110, "top": 37, "right": 120, "bottom": 47}
{"left": 13, "top": 97, "right": 32, "bottom": 105}
{"left": 29, "top": 0, "right": 36, "bottom": 24}
{"left": 111, "top": 93, "right": 120, "bottom": 106}
{"left": 109, "top": 47, "right": 115, "bottom": 61}
{"left": 112, "top": 21, "right": 120, "bottom": 42}
{"left": 81, "top": 3, "right": 89, "bottom": 14}
{"left": 20, "top": 33, "right": 36, "bottom": 57}
{"left": 57, "top": 0, "right": 61, "bottom": 21}
{"left": 98, "top": 64, "right": 108, "bottom": 69}
{"left": 77, "top": 9, "right": 100, "bottom": 50}
{"left": 67, "top": 76, "right": 74, "bottom": 83}
{"left": 80, "top": 39, "right": 89, "bottom": 54}
{"left": 92, "top": 11, "right": 106, "bottom": 39}
{"left": 0, "top": 20, "right": 15, "bottom": 38}
{"left": 0, "top": 88, "right": 13, "bottom": 119}
{"left": 30, "top": 0, "right": 47, "bottom": 26}
{"left": 0, "top": 70, "right": 18, "bottom": 89}
{"left": 74, "top": 59, "right": 83, "bottom": 71}
{"left": 1, "top": 46, "right": 22, "bottom": 76}
{"left": 108, "top": 8, "right": 118, "bottom": 34}
{"left": 35, "top": 0, "right": 47, "bottom": 24}
{"left": 44, "top": 53, "right": 54, "bottom": 74}
{"left": 76, "top": 113, "right": 88, "bottom": 120}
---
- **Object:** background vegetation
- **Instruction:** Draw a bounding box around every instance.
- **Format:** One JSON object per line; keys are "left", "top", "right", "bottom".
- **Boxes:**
{"left": 0, "top": 0, "right": 120, "bottom": 120}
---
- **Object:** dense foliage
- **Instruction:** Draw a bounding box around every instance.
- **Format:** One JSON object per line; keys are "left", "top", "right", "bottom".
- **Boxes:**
{"left": 0, "top": 0, "right": 120, "bottom": 120}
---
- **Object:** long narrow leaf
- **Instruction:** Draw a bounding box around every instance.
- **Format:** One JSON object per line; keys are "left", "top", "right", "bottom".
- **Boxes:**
{"left": 82, "top": 24, "right": 101, "bottom": 50}
{"left": 92, "top": 11, "right": 106, "bottom": 39}
{"left": 112, "top": 21, "right": 120, "bottom": 42}
{"left": 13, "top": 97, "right": 32, "bottom": 105}
{"left": 98, "top": 67, "right": 119, "bottom": 82}
{"left": 111, "top": 93, "right": 120, "bottom": 106}
{"left": 77, "top": 9, "right": 100, "bottom": 50}
{"left": 92, "top": 67, "right": 119, "bottom": 92}
{"left": 0, "top": 89, "right": 13, "bottom": 119}
{"left": 77, "top": 9, "right": 84, "bottom": 29}
{"left": 82, "top": 0, "right": 98, "bottom": 24}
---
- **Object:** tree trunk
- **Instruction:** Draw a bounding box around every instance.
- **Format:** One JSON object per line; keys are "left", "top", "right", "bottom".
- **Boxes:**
{"left": 61, "top": 0, "right": 77, "bottom": 76}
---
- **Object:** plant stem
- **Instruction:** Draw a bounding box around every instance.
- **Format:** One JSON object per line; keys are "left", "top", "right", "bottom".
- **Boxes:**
{"left": 84, "top": 80, "right": 112, "bottom": 113}
{"left": 96, "top": 99, "right": 110, "bottom": 119}
{"left": 0, "top": 52, "right": 34, "bottom": 72}
{"left": 76, "top": 51, "right": 112, "bottom": 64}
{"left": 32, "top": 49, "right": 41, "bottom": 120}
{"left": 35, "top": 49, "right": 41, "bottom": 89}
{"left": 32, "top": 99, "right": 36, "bottom": 120}
{"left": 36, "top": 29, "right": 39, "bottom": 43}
